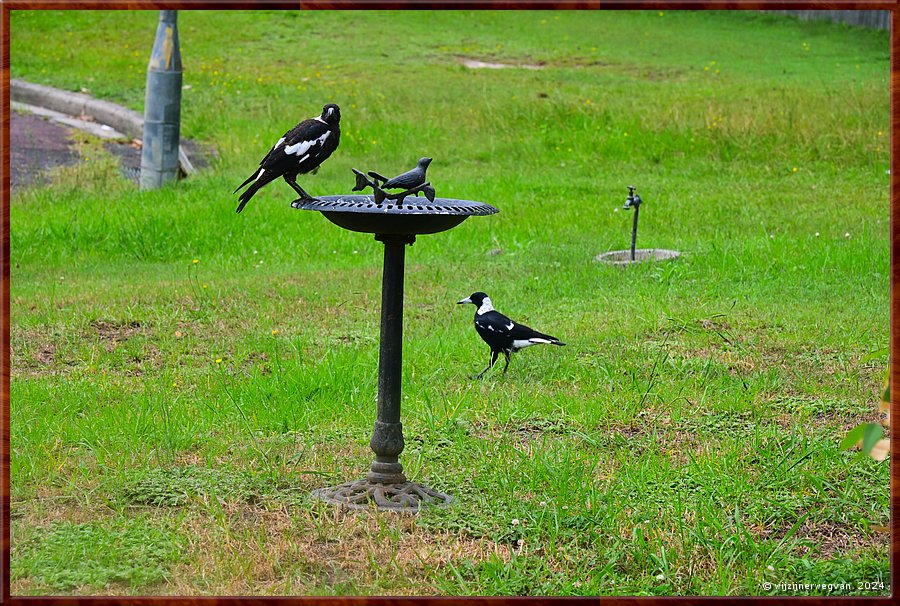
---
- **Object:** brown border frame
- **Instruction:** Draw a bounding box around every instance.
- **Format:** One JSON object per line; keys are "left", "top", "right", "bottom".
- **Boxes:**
{"left": 0, "top": 2, "right": 895, "bottom": 603}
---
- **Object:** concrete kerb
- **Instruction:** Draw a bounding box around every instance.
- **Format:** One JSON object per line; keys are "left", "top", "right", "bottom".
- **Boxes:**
{"left": 11, "top": 78, "right": 196, "bottom": 176}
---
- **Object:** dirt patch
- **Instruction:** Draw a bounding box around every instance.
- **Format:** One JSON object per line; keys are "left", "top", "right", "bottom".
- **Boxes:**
{"left": 609, "top": 413, "right": 708, "bottom": 464}
{"left": 90, "top": 319, "right": 142, "bottom": 342}
{"left": 757, "top": 516, "right": 889, "bottom": 560}
{"left": 165, "top": 504, "right": 509, "bottom": 595}
{"left": 458, "top": 56, "right": 544, "bottom": 70}
{"left": 35, "top": 345, "right": 55, "bottom": 366}
{"left": 819, "top": 410, "right": 889, "bottom": 435}
{"left": 468, "top": 415, "right": 574, "bottom": 451}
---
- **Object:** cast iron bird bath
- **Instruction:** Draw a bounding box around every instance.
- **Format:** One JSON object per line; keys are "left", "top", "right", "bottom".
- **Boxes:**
{"left": 295, "top": 193, "right": 498, "bottom": 511}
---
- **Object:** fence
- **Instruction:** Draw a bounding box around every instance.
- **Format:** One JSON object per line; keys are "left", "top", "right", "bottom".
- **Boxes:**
{"left": 766, "top": 10, "right": 889, "bottom": 31}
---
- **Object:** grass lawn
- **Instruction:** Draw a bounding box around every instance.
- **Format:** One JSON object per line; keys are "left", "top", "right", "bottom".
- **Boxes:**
{"left": 7, "top": 9, "right": 890, "bottom": 596}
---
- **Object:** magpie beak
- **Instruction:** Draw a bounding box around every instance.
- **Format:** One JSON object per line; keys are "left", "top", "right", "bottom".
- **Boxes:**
{"left": 457, "top": 297, "right": 472, "bottom": 305}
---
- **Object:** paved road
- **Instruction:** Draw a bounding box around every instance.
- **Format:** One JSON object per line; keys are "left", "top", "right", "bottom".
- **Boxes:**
{"left": 11, "top": 108, "right": 207, "bottom": 190}
{"left": 10, "top": 110, "right": 80, "bottom": 189}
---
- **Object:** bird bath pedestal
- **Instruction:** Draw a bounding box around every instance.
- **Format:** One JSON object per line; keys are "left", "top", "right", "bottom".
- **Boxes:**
{"left": 295, "top": 194, "right": 498, "bottom": 511}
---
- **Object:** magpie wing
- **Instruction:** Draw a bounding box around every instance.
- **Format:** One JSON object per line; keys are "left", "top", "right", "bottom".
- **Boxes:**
{"left": 480, "top": 311, "right": 559, "bottom": 342}
{"left": 258, "top": 118, "right": 333, "bottom": 173}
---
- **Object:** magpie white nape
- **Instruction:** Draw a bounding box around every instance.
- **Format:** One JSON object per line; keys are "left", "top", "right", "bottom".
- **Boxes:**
{"left": 234, "top": 103, "right": 341, "bottom": 213}
{"left": 457, "top": 291, "right": 565, "bottom": 379}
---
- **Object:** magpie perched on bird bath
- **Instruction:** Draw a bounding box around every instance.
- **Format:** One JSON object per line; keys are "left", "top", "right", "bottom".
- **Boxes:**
{"left": 234, "top": 103, "right": 341, "bottom": 213}
{"left": 457, "top": 292, "right": 565, "bottom": 379}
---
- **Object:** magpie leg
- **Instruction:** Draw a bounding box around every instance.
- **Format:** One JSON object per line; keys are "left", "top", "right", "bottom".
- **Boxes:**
{"left": 474, "top": 351, "right": 499, "bottom": 380}
{"left": 502, "top": 351, "right": 511, "bottom": 374}
{"left": 284, "top": 175, "right": 316, "bottom": 201}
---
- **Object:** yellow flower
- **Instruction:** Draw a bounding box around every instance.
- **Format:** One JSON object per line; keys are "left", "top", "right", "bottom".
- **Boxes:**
{"left": 192, "top": 259, "right": 199, "bottom": 264}
{"left": 216, "top": 358, "right": 223, "bottom": 364}
{"left": 792, "top": 167, "right": 799, "bottom": 173}
{"left": 271, "top": 329, "right": 279, "bottom": 336}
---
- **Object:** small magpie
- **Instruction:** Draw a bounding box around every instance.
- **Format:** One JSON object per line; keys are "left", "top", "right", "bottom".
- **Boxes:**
{"left": 457, "top": 291, "right": 565, "bottom": 378}
{"left": 234, "top": 103, "right": 341, "bottom": 213}
{"left": 373, "top": 157, "right": 432, "bottom": 191}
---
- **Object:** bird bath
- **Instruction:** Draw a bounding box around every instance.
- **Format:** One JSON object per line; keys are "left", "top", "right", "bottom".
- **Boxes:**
{"left": 294, "top": 193, "right": 498, "bottom": 511}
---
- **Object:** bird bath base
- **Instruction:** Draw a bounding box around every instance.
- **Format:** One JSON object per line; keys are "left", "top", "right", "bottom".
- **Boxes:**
{"left": 312, "top": 479, "right": 452, "bottom": 512}
{"left": 594, "top": 248, "right": 681, "bottom": 265}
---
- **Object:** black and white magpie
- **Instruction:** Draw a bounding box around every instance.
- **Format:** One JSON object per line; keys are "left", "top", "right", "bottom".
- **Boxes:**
{"left": 457, "top": 291, "right": 565, "bottom": 378}
{"left": 234, "top": 103, "right": 341, "bottom": 213}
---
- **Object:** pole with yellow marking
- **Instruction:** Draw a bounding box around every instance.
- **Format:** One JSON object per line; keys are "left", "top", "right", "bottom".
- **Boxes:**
{"left": 140, "top": 10, "right": 182, "bottom": 190}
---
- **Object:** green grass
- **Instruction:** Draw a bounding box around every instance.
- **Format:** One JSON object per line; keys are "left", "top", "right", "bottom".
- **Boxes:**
{"left": 8, "top": 9, "right": 890, "bottom": 597}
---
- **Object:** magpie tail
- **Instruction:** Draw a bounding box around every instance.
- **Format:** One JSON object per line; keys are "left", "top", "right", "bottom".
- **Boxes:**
{"left": 234, "top": 170, "right": 274, "bottom": 213}
{"left": 235, "top": 183, "right": 260, "bottom": 213}
{"left": 234, "top": 171, "right": 258, "bottom": 195}
{"left": 533, "top": 330, "right": 565, "bottom": 346}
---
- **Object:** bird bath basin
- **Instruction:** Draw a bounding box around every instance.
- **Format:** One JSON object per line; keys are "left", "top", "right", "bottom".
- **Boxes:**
{"left": 294, "top": 193, "right": 498, "bottom": 511}
{"left": 293, "top": 194, "right": 497, "bottom": 235}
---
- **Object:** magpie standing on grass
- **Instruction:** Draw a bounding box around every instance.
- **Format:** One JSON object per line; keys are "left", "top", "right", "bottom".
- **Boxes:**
{"left": 457, "top": 291, "right": 565, "bottom": 379}
{"left": 234, "top": 103, "right": 341, "bottom": 213}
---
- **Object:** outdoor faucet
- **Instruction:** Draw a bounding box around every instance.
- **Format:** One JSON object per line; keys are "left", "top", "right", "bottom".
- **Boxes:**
{"left": 623, "top": 185, "right": 642, "bottom": 261}
{"left": 624, "top": 185, "right": 642, "bottom": 210}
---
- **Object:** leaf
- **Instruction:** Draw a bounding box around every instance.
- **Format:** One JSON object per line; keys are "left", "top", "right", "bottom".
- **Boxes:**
{"left": 840, "top": 423, "right": 867, "bottom": 451}
{"left": 861, "top": 423, "right": 884, "bottom": 455}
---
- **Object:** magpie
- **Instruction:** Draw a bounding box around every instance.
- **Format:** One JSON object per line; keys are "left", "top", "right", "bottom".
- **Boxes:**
{"left": 457, "top": 291, "right": 565, "bottom": 379}
{"left": 234, "top": 103, "right": 341, "bottom": 213}
{"left": 371, "top": 157, "right": 432, "bottom": 191}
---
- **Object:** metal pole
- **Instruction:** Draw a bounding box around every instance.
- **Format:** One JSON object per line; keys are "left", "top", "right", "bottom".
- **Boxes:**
{"left": 367, "top": 234, "right": 415, "bottom": 485}
{"left": 140, "top": 10, "right": 182, "bottom": 190}
{"left": 631, "top": 205, "right": 639, "bottom": 261}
